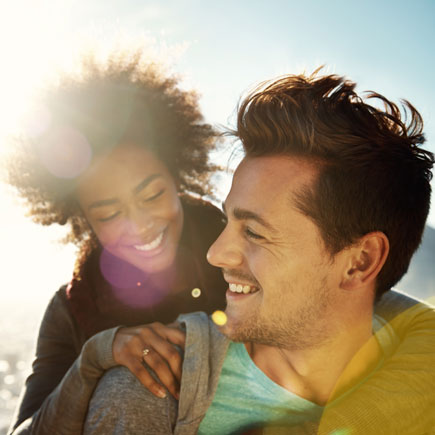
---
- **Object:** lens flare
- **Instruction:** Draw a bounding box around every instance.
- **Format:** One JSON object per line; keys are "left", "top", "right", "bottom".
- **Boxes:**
{"left": 211, "top": 310, "right": 227, "bottom": 326}
{"left": 99, "top": 249, "right": 169, "bottom": 308}
{"left": 330, "top": 429, "right": 350, "bottom": 435}
{"left": 36, "top": 126, "right": 92, "bottom": 179}
{"left": 191, "top": 288, "right": 201, "bottom": 298}
{"left": 23, "top": 105, "right": 52, "bottom": 138}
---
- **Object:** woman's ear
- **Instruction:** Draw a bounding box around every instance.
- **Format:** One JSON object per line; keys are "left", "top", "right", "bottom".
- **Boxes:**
{"left": 340, "top": 232, "right": 389, "bottom": 291}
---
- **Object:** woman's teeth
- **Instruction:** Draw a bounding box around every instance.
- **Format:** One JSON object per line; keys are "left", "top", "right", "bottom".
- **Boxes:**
{"left": 229, "top": 283, "right": 258, "bottom": 294}
{"left": 134, "top": 232, "right": 164, "bottom": 251}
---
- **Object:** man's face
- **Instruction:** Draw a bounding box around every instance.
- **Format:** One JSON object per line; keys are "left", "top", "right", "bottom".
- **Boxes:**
{"left": 207, "top": 155, "right": 345, "bottom": 349}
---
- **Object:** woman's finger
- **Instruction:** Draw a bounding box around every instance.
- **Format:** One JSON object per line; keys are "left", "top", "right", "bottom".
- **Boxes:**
{"left": 139, "top": 326, "right": 184, "bottom": 382}
{"left": 140, "top": 347, "right": 180, "bottom": 399}
{"left": 150, "top": 322, "right": 186, "bottom": 348}
{"left": 124, "top": 356, "right": 168, "bottom": 399}
{"left": 112, "top": 325, "right": 184, "bottom": 398}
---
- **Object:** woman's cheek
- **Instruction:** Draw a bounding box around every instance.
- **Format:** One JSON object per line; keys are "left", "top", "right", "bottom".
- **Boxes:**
{"left": 94, "top": 223, "right": 120, "bottom": 248}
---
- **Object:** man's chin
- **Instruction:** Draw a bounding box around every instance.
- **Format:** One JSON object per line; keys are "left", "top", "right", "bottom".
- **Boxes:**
{"left": 216, "top": 315, "right": 235, "bottom": 338}
{"left": 217, "top": 316, "right": 249, "bottom": 342}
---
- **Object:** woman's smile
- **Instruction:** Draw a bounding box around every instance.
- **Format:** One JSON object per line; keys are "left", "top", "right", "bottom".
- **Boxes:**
{"left": 133, "top": 230, "right": 165, "bottom": 252}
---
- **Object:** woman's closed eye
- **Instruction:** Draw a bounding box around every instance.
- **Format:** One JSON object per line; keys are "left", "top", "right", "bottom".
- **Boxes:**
{"left": 93, "top": 189, "right": 165, "bottom": 223}
{"left": 142, "top": 188, "right": 165, "bottom": 203}
{"left": 97, "top": 211, "right": 121, "bottom": 222}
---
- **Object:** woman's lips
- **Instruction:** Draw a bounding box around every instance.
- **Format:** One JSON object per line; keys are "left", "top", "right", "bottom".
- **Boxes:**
{"left": 133, "top": 231, "right": 164, "bottom": 252}
{"left": 118, "top": 227, "right": 168, "bottom": 257}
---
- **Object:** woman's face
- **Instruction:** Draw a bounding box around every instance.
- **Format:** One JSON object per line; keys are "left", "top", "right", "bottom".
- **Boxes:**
{"left": 76, "top": 143, "right": 184, "bottom": 275}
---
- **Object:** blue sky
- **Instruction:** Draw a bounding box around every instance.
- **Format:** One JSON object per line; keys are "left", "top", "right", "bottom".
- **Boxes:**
{"left": 58, "top": 1, "right": 435, "bottom": 125}
{"left": 1, "top": 0, "right": 434, "bottom": 221}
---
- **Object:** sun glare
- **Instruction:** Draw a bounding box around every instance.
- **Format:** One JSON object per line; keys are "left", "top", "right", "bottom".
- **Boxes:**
{"left": 0, "top": 1, "right": 80, "bottom": 305}
{"left": 0, "top": 2, "right": 74, "bottom": 145}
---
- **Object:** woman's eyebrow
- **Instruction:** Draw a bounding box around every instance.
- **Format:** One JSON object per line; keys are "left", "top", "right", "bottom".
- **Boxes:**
{"left": 88, "top": 174, "right": 163, "bottom": 210}
{"left": 133, "top": 173, "right": 162, "bottom": 194}
{"left": 88, "top": 198, "right": 120, "bottom": 210}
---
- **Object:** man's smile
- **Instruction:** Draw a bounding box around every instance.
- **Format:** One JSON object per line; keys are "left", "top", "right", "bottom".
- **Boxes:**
{"left": 228, "top": 282, "right": 259, "bottom": 294}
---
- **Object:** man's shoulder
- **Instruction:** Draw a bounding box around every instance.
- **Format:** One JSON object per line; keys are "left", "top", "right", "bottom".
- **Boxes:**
{"left": 177, "top": 311, "right": 229, "bottom": 362}
{"left": 177, "top": 311, "right": 216, "bottom": 329}
{"left": 374, "top": 289, "right": 434, "bottom": 322}
{"left": 374, "top": 289, "right": 435, "bottom": 354}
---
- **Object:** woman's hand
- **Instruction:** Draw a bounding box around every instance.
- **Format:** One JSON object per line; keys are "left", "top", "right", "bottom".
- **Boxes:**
{"left": 112, "top": 322, "right": 185, "bottom": 399}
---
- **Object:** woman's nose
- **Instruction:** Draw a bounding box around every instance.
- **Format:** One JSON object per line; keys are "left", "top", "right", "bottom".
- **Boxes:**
{"left": 207, "top": 226, "right": 244, "bottom": 269}
{"left": 125, "top": 206, "right": 153, "bottom": 236}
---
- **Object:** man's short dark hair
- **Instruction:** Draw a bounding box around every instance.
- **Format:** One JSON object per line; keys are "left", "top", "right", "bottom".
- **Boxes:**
{"left": 232, "top": 71, "right": 434, "bottom": 298}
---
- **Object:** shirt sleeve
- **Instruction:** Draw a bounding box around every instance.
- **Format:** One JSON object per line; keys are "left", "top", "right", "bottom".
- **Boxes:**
{"left": 9, "top": 289, "right": 120, "bottom": 435}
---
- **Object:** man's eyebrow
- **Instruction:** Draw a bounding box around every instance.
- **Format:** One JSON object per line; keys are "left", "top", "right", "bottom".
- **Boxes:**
{"left": 88, "top": 174, "right": 162, "bottom": 210}
{"left": 222, "top": 202, "right": 276, "bottom": 232}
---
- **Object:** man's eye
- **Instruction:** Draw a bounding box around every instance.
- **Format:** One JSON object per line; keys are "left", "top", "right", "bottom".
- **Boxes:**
{"left": 97, "top": 211, "right": 121, "bottom": 222}
{"left": 245, "top": 227, "right": 263, "bottom": 240}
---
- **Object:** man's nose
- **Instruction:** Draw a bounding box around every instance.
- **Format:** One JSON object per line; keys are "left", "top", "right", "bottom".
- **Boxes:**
{"left": 207, "top": 225, "right": 243, "bottom": 269}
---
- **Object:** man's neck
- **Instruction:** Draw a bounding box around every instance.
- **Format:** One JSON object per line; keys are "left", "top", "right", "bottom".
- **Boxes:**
{"left": 245, "top": 317, "right": 381, "bottom": 405}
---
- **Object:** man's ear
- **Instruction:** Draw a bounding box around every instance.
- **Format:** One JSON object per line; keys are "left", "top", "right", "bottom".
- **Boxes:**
{"left": 340, "top": 232, "right": 389, "bottom": 291}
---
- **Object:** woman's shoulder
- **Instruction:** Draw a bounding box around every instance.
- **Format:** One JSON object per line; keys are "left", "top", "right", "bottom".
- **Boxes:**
{"left": 44, "top": 285, "right": 71, "bottom": 316}
{"left": 39, "top": 284, "right": 87, "bottom": 349}
{"left": 181, "top": 194, "right": 225, "bottom": 233}
{"left": 181, "top": 194, "right": 223, "bottom": 216}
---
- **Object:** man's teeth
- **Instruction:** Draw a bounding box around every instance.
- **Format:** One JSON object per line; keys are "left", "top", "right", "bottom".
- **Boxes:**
{"left": 229, "top": 283, "right": 257, "bottom": 294}
{"left": 134, "top": 232, "right": 164, "bottom": 251}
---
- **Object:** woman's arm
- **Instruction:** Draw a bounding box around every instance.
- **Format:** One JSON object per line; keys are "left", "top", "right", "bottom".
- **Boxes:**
{"left": 10, "top": 328, "right": 119, "bottom": 434}
{"left": 9, "top": 288, "right": 81, "bottom": 433}
{"left": 9, "top": 289, "right": 118, "bottom": 434}
{"left": 9, "top": 288, "right": 186, "bottom": 434}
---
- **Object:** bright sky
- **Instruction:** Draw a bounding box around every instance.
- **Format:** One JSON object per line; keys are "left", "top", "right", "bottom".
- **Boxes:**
{"left": 0, "top": 0, "right": 434, "bottom": 305}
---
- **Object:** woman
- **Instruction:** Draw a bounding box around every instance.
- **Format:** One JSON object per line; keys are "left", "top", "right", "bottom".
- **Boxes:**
{"left": 6, "top": 50, "right": 226, "bottom": 433}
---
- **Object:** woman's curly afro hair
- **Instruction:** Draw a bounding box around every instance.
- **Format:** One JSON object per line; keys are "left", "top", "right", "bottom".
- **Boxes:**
{"left": 5, "top": 50, "right": 218, "bottom": 253}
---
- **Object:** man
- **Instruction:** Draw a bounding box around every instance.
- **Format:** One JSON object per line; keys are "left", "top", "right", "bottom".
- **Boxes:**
{"left": 84, "top": 72, "right": 435, "bottom": 434}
